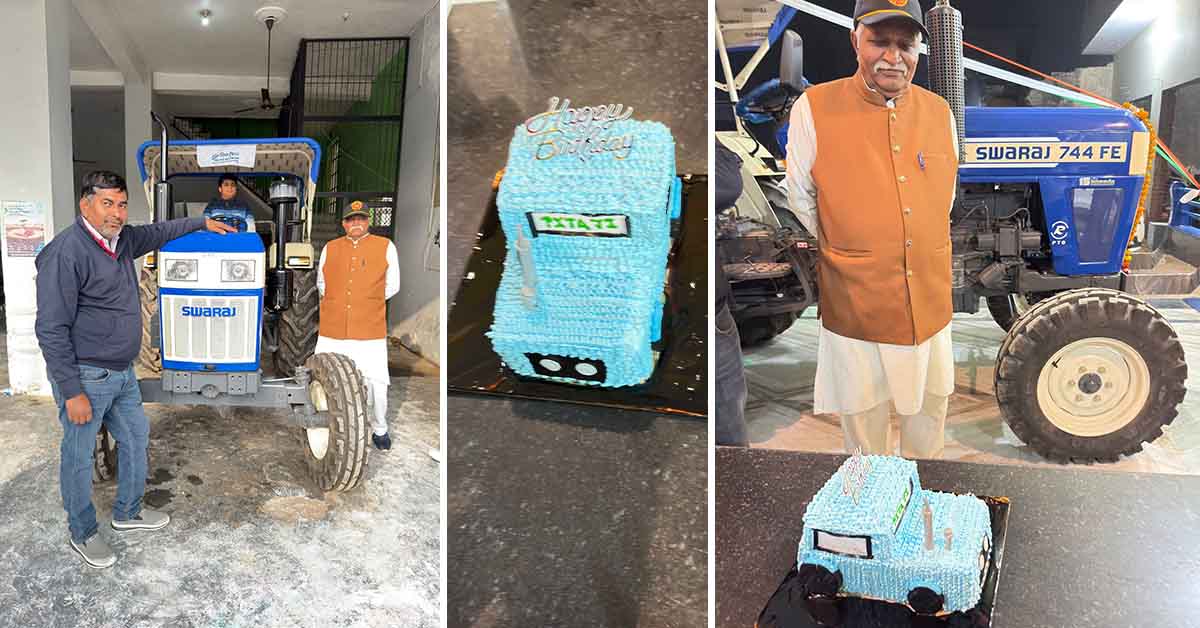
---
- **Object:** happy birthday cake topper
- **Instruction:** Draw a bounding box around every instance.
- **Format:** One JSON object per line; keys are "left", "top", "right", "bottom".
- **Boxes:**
{"left": 522, "top": 97, "right": 636, "bottom": 162}
{"left": 841, "top": 449, "right": 872, "bottom": 504}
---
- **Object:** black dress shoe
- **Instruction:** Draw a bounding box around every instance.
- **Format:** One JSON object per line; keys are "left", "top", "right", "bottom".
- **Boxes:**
{"left": 372, "top": 432, "right": 392, "bottom": 450}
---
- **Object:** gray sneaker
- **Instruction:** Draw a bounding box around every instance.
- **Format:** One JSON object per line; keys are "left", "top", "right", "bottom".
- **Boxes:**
{"left": 111, "top": 508, "right": 171, "bottom": 532}
{"left": 69, "top": 533, "right": 116, "bottom": 569}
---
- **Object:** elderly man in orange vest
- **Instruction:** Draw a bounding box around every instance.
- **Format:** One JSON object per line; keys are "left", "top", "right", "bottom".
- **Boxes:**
{"left": 785, "top": 0, "right": 958, "bottom": 458}
{"left": 316, "top": 201, "right": 401, "bottom": 450}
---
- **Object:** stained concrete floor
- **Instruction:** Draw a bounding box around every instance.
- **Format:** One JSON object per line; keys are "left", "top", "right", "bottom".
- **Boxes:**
{"left": 0, "top": 333, "right": 441, "bottom": 628}
{"left": 743, "top": 300, "right": 1200, "bottom": 475}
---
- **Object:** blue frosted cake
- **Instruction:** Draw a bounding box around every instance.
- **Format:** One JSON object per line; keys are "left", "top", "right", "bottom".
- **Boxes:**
{"left": 797, "top": 455, "right": 993, "bottom": 614}
{"left": 487, "top": 98, "right": 680, "bottom": 387}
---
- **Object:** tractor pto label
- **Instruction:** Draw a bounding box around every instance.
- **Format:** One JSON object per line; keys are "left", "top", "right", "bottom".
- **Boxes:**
{"left": 527, "top": 212, "right": 630, "bottom": 237}
{"left": 181, "top": 305, "right": 237, "bottom": 317}
{"left": 963, "top": 139, "right": 1128, "bottom": 168}
{"left": 1049, "top": 220, "right": 1071, "bottom": 247}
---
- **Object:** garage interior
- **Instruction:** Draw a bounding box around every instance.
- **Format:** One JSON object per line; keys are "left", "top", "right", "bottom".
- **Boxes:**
{"left": 0, "top": 1, "right": 441, "bottom": 626}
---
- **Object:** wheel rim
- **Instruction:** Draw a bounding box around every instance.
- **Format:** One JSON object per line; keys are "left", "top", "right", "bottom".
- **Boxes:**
{"left": 1012, "top": 294, "right": 1031, "bottom": 316}
{"left": 1035, "top": 337, "right": 1151, "bottom": 437}
{"left": 306, "top": 380, "right": 331, "bottom": 460}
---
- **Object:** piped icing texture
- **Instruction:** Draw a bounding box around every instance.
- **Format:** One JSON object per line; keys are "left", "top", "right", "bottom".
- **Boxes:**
{"left": 797, "top": 455, "right": 993, "bottom": 613}
{"left": 487, "top": 110, "right": 676, "bottom": 387}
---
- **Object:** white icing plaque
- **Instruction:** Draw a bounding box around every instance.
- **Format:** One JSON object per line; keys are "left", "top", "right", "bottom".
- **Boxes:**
{"left": 527, "top": 212, "right": 630, "bottom": 237}
{"left": 814, "top": 530, "right": 871, "bottom": 558}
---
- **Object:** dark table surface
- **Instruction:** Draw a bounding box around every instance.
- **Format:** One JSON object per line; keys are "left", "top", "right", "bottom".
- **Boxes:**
{"left": 716, "top": 447, "right": 1200, "bottom": 628}
{"left": 446, "top": 1, "right": 708, "bottom": 626}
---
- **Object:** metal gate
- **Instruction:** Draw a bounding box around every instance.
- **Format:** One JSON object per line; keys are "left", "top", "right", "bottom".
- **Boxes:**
{"left": 285, "top": 37, "right": 409, "bottom": 241}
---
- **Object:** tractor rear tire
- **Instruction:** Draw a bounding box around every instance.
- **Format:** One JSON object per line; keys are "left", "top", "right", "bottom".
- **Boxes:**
{"left": 275, "top": 268, "right": 319, "bottom": 377}
{"left": 302, "top": 352, "right": 370, "bottom": 492}
{"left": 798, "top": 563, "right": 842, "bottom": 626}
{"left": 93, "top": 425, "right": 151, "bottom": 484}
{"left": 738, "top": 312, "right": 798, "bottom": 347}
{"left": 136, "top": 265, "right": 162, "bottom": 378}
{"left": 995, "top": 288, "right": 1187, "bottom": 463}
{"left": 93, "top": 425, "right": 117, "bottom": 483}
{"left": 907, "top": 587, "right": 944, "bottom": 615}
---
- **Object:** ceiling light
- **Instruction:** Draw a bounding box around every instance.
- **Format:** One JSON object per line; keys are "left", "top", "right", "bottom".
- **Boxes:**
{"left": 200, "top": 9, "right": 212, "bottom": 27}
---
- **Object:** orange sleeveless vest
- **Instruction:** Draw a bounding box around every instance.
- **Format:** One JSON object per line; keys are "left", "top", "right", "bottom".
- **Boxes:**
{"left": 806, "top": 72, "right": 958, "bottom": 345}
{"left": 319, "top": 234, "right": 389, "bottom": 340}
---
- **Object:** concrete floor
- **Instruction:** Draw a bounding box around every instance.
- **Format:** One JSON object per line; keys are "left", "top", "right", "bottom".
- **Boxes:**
{"left": 743, "top": 300, "right": 1200, "bottom": 475}
{"left": 0, "top": 334, "right": 442, "bottom": 627}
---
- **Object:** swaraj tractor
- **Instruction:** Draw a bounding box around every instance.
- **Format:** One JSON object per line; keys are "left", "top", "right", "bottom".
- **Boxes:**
{"left": 716, "top": 0, "right": 1187, "bottom": 463}
{"left": 92, "top": 117, "right": 372, "bottom": 492}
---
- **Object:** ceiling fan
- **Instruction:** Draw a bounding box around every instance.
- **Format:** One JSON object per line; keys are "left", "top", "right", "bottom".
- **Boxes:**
{"left": 233, "top": 7, "right": 287, "bottom": 115}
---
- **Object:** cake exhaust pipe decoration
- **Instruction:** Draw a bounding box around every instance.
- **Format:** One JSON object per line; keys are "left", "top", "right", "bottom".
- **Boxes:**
{"left": 516, "top": 231, "right": 537, "bottom": 309}
{"left": 923, "top": 499, "right": 935, "bottom": 551}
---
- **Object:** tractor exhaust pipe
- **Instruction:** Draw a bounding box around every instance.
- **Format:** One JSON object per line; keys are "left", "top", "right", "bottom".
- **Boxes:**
{"left": 150, "top": 112, "right": 173, "bottom": 223}
{"left": 266, "top": 178, "right": 297, "bottom": 313}
{"left": 926, "top": 0, "right": 965, "bottom": 160}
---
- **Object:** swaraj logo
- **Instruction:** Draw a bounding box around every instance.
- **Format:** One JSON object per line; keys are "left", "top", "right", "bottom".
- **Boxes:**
{"left": 182, "top": 305, "right": 237, "bottom": 317}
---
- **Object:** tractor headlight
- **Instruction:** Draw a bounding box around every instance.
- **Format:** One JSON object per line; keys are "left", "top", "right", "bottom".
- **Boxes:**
{"left": 221, "top": 259, "right": 256, "bottom": 282}
{"left": 165, "top": 259, "right": 198, "bottom": 282}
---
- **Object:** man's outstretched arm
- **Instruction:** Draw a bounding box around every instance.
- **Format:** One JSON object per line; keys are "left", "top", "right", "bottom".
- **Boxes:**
{"left": 127, "top": 216, "right": 237, "bottom": 258}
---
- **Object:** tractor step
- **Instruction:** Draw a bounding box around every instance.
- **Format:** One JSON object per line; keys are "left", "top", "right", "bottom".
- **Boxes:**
{"left": 1122, "top": 252, "right": 1200, "bottom": 296}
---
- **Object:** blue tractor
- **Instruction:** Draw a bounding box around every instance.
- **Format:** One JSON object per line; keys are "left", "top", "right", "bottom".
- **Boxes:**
{"left": 716, "top": 1, "right": 1187, "bottom": 463}
{"left": 90, "top": 117, "right": 373, "bottom": 492}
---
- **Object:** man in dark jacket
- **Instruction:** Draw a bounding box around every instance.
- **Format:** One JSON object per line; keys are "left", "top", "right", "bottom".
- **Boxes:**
{"left": 35, "top": 171, "right": 235, "bottom": 568}
{"left": 715, "top": 141, "right": 748, "bottom": 446}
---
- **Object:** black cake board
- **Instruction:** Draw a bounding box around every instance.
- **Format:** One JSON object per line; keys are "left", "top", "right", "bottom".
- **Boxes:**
{"left": 446, "top": 175, "right": 707, "bottom": 417}
{"left": 756, "top": 496, "right": 1011, "bottom": 628}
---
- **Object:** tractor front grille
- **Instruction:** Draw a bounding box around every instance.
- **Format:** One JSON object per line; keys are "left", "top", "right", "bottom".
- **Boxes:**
{"left": 161, "top": 293, "right": 259, "bottom": 365}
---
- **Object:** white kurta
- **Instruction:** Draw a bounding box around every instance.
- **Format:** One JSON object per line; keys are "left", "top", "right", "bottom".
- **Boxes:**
{"left": 315, "top": 237, "right": 401, "bottom": 434}
{"left": 785, "top": 85, "right": 958, "bottom": 416}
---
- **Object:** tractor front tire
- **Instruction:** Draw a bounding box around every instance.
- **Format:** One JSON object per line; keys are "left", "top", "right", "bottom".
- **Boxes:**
{"left": 136, "top": 265, "right": 162, "bottom": 378}
{"left": 302, "top": 352, "right": 370, "bottom": 492}
{"left": 995, "top": 288, "right": 1187, "bottom": 463}
{"left": 275, "top": 268, "right": 320, "bottom": 377}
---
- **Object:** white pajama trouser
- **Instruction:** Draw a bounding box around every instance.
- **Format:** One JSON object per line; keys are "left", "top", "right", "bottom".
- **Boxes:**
{"left": 314, "top": 336, "right": 391, "bottom": 437}
{"left": 365, "top": 376, "right": 390, "bottom": 437}
{"left": 839, "top": 391, "right": 950, "bottom": 459}
{"left": 814, "top": 321, "right": 955, "bottom": 459}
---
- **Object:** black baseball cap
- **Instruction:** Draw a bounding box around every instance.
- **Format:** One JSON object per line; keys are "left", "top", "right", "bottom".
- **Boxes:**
{"left": 342, "top": 200, "right": 370, "bottom": 220}
{"left": 853, "top": 0, "right": 928, "bottom": 40}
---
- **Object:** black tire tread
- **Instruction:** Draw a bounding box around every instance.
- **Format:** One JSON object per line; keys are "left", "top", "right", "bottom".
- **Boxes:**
{"left": 738, "top": 312, "right": 798, "bottom": 347}
{"left": 136, "top": 266, "right": 162, "bottom": 378}
{"left": 304, "top": 352, "right": 370, "bottom": 492}
{"left": 93, "top": 426, "right": 116, "bottom": 483}
{"left": 995, "top": 288, "right": 1187, "bottom": 463}
{"left": 275, "top": 268, "right": 320, "bottom": 376}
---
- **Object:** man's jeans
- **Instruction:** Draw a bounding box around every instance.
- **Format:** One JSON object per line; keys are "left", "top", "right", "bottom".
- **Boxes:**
{"left": 50, "top": 365, "right": 149, "bottom": 542}
{"left": 715, "top": 304, "right": 749, "bottom": 447}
